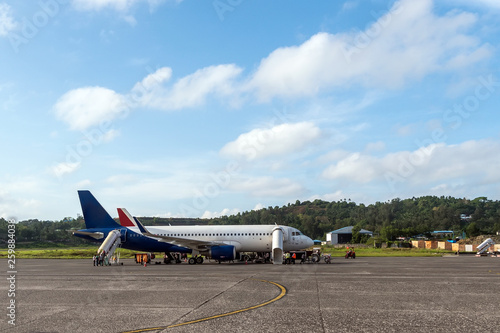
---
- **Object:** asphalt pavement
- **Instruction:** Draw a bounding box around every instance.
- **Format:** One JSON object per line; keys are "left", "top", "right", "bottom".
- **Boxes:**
{"left": 1, "top": 256, "right": 499, "bottom": 333}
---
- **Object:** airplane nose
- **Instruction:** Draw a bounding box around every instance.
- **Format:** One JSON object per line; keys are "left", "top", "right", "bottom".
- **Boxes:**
{"left": 307, "top": 237, "right": 314, "bottom": 248}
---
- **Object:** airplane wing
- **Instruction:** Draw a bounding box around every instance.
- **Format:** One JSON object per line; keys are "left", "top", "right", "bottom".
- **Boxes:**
{"left": 141, "top": 232, "right": 226, "bottom": 251}
{"left": 72, "top": 230, "right": 104, "bottom": 240}
{"left": 117, "top": 208, "right": 228, "bottom": 251}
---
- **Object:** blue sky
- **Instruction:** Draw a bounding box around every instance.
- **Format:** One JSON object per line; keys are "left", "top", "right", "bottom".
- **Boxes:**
{"left": 1, "top": 0, "right": 500, "bottom": 220}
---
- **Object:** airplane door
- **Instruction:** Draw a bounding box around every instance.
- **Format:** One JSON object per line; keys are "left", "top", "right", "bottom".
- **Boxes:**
{"left": 120, "top": 228, "right": 127, "bottom": 243}
{"left": 282, "top": 227, "right": 288, "bottom": 241}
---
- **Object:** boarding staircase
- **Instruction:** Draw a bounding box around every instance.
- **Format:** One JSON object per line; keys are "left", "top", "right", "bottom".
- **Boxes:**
{"left": 97, "top": 230, "right": 122, "bottom": 264}
{"left": 272, "top": 227, "right": 286, "bottom": 265}
{"left": 476, "top": 238, "right": 495, "bottom": 256}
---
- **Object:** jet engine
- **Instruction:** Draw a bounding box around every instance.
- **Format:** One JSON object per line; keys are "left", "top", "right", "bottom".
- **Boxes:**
{"left": 209, "top": 245, "right": 236, "bottom": 261}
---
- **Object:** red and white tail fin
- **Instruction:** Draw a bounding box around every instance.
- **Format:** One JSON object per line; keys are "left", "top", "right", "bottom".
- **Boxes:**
{"left": 117, "top": 208, "right": 137, "bottom": 227}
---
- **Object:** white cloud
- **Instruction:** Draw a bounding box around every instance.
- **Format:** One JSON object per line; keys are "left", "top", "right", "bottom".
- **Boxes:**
{"left": 394, "top": 123, "right": 414, "bottom": 136}
{"left": 145, "top": 64, "right": 243, "bottom": 110}
{"left": 322, "top": 139, "right": 500, "bottom": 189}
{"left": 342, "top": 1, "right": 358, "bottom": 11}
{"left": 76, "top": 179, "right": 92, "bottom": 188}
{"left": 70, "top": 0, "right": 171, "bottom": 25}
{"left": 73, "top": 0, "right": 150, "bottom": 12}
{"left": 309, "top": 190, "right": 346, "bottom": 202}
{"left": 451, "top": 0, "right": 500, "bottom": 10}
{"left": 220, "top": 122, "right": 321, "bottom": 161}
{"left": 103, "top": 175, "right": 195, "bottom": 201}
{"left": 229, "top": 177, "right": 304, "bottom": 197}
{"left": 133, "top": 67, "right": 172, "bottom": 92}
{"left": 475, "top": 0, "right": 500, "bottom": 8}
{"left": 123, "top": 15, "right": 137, "bottom": 26}
{"left": 247, "top": 0, "right": 491, "bottom": 101}
{"left": 55, "top": 65, "right": 243, "bottom": 131}
{"left": 102, "top": 129, "right": 120, "bottom": 142}
{"left": 364, "top": 141, "right": 386, "bottom": 152}
{"left": 54, "top": 86, "right": 128, "bottom": 131}
{"left": 323, "top": 152, "right": 381, "bottom": 183}
{"left": 201, "top": 208, "right": 240, "bottom": 219}
{"left": 51, "top": 162, "right": 81, "bottom": 178}
{"left": 55, "top": 0, "right": 492, "bottom": 132}
{"left": 0, "top": 3, "right": 16, "bottom": 36}
{"left": 253, "top": 203, "right": 265, "bottom": 211}
{"left": 0, "top": 178, "right": 44, "bottom": 220}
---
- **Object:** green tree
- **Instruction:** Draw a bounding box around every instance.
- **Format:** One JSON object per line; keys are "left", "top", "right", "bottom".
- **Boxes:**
{"left": 465, "top": 222, "right": 481, "bottom": 238}
{"left": 351, "top": 225, "right": 362, "bottom": 243}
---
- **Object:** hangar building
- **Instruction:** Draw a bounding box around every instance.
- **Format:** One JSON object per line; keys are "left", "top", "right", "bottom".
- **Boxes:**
{"left": 326, "top": 226, "right": 373, "bottom": 245}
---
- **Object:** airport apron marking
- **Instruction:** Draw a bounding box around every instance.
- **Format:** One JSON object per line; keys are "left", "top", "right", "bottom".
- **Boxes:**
{"left": 121, "top": 279, "right": 287, "bottom": 333}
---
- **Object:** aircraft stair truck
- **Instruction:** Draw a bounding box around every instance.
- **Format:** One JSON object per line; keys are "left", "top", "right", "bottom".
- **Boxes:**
{"left": 476, "top": 238, "right": 495, "bottom": 256}
{"left": 272, "top": 226, "right": 284, "bottom": 265}
{"left": 97, "top": 229, "right": 122, "bottom": 264}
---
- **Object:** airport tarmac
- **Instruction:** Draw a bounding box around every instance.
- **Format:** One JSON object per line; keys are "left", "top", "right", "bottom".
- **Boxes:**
{"left": 1, "top": 256, "right": 500, "bottom": 333}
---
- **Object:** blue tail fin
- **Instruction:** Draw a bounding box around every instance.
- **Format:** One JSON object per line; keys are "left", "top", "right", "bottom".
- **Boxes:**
{"left": 78, "top": 190, "right": 120, "bottom": 229}
{"left": 134, "top": 217, "right": 150, "bottom": 234}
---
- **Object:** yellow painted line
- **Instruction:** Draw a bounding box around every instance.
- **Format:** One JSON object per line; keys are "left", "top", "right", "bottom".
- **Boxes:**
{"left": 121, "top": 279, "right": 287, "bottom": 333}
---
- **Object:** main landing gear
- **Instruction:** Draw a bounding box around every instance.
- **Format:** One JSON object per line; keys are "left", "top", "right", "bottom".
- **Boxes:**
{"left": 188, "top": 256, "right": 204, "bottom": 265}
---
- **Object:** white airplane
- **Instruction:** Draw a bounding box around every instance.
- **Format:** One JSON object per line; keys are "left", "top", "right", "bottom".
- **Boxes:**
{"left": 118, "top": 208, "right": 314, "bottom": 265}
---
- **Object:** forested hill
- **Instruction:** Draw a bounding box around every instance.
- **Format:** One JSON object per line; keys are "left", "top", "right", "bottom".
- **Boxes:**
{"left": 1, "top": 196, "right": 499, "bottom": 245}
{"left": 207, "top": 196, "right": 500, "bottom": 240}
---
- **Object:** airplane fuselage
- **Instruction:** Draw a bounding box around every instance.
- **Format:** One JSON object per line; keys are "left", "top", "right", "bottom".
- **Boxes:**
{"left": 126, "top": 224, "right": 313, "bottom": 253}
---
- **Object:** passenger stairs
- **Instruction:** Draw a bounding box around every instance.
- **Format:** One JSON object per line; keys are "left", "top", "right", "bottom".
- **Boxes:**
{"left": 97, "top": 230, "right": 122, "bottom": 264}
{"left": 476, "top": 238, "right": 495, "bottom": 256}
